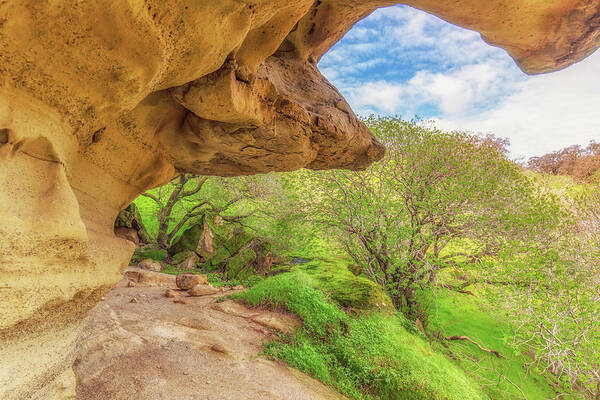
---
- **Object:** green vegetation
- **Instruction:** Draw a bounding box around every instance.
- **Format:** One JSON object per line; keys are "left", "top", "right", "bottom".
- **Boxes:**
{"left": 131, "top": 247, "right": 168, "bottom": 263}
{"left": 284, "top": 257, "right": 395, "bottom": 312}
{"left": 126, "top": 116, "right": 599, "bottom": 399}
{"left": 428, "top": 289, "right": 557, "bottom": 399}
{"left": 304, "top": 116, "right": 561, "bottom": 320}
{"left": 233, "top": 268, "right": 487, "bottom": 400}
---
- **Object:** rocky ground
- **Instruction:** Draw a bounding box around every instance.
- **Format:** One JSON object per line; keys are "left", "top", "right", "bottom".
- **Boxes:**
{"left": 74, "top": 268, "right": 345, "bottom": 400}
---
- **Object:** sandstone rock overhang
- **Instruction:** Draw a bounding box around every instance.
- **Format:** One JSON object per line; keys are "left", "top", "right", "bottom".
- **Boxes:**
{"left": 1, "top": 1, "right": 599, "bottom": 399}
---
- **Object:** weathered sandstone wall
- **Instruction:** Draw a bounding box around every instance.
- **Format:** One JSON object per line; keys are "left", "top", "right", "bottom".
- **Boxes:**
{"left": 1, "top": 1, "right": 598, "bottom": 398}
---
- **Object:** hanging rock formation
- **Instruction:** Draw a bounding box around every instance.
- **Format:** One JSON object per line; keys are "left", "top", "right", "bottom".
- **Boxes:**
{"left": 0, "top": 1, "right": 599, "bottom": 399}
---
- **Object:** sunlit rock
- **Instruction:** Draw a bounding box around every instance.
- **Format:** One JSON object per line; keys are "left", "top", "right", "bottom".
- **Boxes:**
{"left": 1, "top": 1, "right": 598, "bottom": 398}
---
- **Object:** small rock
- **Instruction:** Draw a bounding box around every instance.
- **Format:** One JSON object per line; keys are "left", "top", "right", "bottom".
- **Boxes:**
{"left": 129, "top": 298, "right": 138, "bottom": 303}
{"left": 164, "top": 289, "right": 180, "bottom": 298}
{"left": 173, "top": 299, "right": 189, "bottom": 305}
{"left": 209, "top": 343, "right": 227, "bottom": 354}
{"left": 124, "top": 268, "right": 175, "bottom": 286}
{"left": 127, "top": 281, "right": 136, "bottom": 287}
{"left": 188, "top": 284, "right": 219, "bottom": 297}
{"left": 176, "top": 273, "right": 208, "bottom": 290}
{"left": 138, "top": 258, "right": 163, "bottom": 272}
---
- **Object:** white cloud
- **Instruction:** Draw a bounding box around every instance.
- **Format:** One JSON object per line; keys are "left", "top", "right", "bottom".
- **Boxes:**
{"left": 348, "top": 81, "right": 405, "bottom": 113}
{"left": 320, "top": 4, "right": 600, "bottom": 158}
{"left": 433, "top": 51, "right": 600, "bottom": 158}
{"left": 345, "top": 60, "right": 515, "bottom": 116}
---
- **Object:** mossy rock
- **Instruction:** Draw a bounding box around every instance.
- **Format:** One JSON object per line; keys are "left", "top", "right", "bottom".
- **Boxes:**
{"left": 170, "top": 250, "right": 193, "bottom": 265}
{"left": 210, "top": 246, "right": 231, "bottom": 267}
{"left": 321, "top": 274, "right": 394, "bottom": 312}
{"left": 299, "top": 261, "right": 394, "bottom": 312}
{"left": 222, "top": 229, "right": 253, "bottom": 255}
{"left": 169, "top": 224, "right": 203, "bottom": 256}
{"left": 226, "top": 248, "right": 257, "bottom": 280}
{"left": 116, "top": 203, "right": 152, "bottom": 244}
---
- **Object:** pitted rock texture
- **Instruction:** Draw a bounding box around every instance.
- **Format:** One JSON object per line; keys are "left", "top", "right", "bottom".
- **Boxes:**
{"left": 75, "top": 275, "right": 329, "bottom": 400}
{"left": 1, "top": 1, "right": 599, "bottom": 399}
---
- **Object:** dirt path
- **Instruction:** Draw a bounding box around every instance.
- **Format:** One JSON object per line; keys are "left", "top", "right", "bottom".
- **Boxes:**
{"left": 74, "top": 269, "right": 345, "bottom": 400}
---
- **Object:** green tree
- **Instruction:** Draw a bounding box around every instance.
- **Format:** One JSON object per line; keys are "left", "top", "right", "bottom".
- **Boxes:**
{"left": 140, "top": 174, "right": 255, "bottom": 248}
{"left": 311, "top": 116, "right": 558, "bottom": 317}
{"left": 497, "top": 186, "right": 600, "bottom": 398}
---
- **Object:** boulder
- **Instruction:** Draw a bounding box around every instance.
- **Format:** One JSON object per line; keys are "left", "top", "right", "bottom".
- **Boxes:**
{"left": 169, "top": 225, "right": 204, "bottom": 256}
{"left": 226, "top": 248, "right": 257, "bottom": 280}
{"left": 177, "top": 253, "right": 199, "bottom": 271}
{"left": 125, "top": 268, "right": 176, "bottom": 287}
{"left": 164, "top": 289, "right": 181, "bottom": 298}
{"left": 1, "top": 0, "right": 598, "bottom": 397}
{"left": 169, "top": 219, "right": 216, "bottom": 259}
{"left": 200, "top": 221, "right": 214, "bottom": 255}
{"left": 188, "top": 284, "right": 220, "bottom": 297}
{"left": 176, "top": 274, "right": 208, "bottom": 290}
{"left": 223, "top": 229, "right": 254, "bottom": 256}
{"left": 138, "top": 259, "right": 163, "bottom": 272}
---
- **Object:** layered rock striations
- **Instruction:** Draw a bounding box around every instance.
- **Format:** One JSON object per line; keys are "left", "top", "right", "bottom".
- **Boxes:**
{"left": 0, "top": 1, "right": 598, "bottom": 398}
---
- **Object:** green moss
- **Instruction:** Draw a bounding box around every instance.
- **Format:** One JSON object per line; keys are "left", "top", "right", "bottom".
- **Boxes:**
{"left": 169, "top": 224, "right": 204, "bottom": 256}
{"left": 170, "top": 250, "right": 193, "bottom": 265}
{"left": 222, "top": 229, "right": 254, "bottom": 255}
{"left": 234, "top": 271, "right": 488, "bottom": 400}
{"left": 226, "top": 248, "right": 257, "bottom": 280}
{"left": 132, "top": 247, "right": 167, "bottom": 263}
{"left": 210, "top": 246, "right": 231, "bottom": 267}
{"left": 298, "top": 259, "right": 394, "bottom": 312}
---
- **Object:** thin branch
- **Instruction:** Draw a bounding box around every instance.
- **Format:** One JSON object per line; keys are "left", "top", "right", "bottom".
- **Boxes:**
{"left": 140, "top": 192, "right": 160, "bottom": 204}
{"left": 445, "top": 335, "right": 503, "bottom": 358}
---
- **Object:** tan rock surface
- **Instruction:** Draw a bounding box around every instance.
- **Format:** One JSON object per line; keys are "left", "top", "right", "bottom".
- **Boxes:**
{"left": 74, "top": 276, "right": 343, "bottom": 400}
{"left": 164, "top": 289, "right": 182, "bottom": 298}
{"left": 187, "top": 284, "right": 220, "bottom": 297}
{"left": 137, "top": 259, "right": 163, "bottom": 272}
{"left": 124, "top": 267, "right": 176, "bottom": 287}
{"left": 176, "top": 273, "right": 209, "bottom": 290}
{"left": 1, "top": 1, "right": 599, "bottom": 398}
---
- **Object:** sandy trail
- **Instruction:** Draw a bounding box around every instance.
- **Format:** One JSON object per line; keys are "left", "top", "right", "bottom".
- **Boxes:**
{"left": 74, "top": 269, "right": 345, "bottom": 400}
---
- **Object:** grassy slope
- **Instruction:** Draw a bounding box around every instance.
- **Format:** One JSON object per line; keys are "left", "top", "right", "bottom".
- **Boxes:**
{"left": 427, "top": 289, "right": 560, "bottom": 399}
{"left": 233, "top": 255, "right": 568, "bottom": 400}
{"left": 233, "top": 269, "right": 488, "bottom": 400}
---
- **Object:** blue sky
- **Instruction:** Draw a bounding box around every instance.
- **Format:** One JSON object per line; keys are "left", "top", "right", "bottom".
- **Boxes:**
{"left": 319, "top": 5, "right": 600, "bottom": 159}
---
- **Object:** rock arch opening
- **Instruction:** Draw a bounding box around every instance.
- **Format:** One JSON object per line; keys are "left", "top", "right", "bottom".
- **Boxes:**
{"left": 1, "top": 1, "right": 599, "bottom": 398}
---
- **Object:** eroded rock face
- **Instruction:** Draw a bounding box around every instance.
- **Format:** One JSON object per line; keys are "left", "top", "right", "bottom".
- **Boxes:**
{"left": 0, "top": 1, "right": 598, "bottom": 398}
